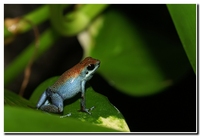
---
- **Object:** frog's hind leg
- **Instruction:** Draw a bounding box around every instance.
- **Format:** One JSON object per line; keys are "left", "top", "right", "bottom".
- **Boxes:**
{"left": 40, "top": 93, "right": 64, "bottom": 113}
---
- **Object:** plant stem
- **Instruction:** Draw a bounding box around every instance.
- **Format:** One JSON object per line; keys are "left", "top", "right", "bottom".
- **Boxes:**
{"left": 49, "top": 4, "right": 109, "bottom": 36}
{"left": 4, "top": 28, "right": 60, "bottom": 86}
{"left": 4, "top": 5, "right": 49, "bottom": 39}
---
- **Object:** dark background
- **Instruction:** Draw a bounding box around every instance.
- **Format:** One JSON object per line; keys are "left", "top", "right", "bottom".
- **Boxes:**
{"left": 4, "top": 4, "right": 197, "bottom": 132}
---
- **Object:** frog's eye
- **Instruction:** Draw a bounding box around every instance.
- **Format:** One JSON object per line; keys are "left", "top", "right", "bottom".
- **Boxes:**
{"left": 87, "top": 64, "right": 95, "bottom": 71}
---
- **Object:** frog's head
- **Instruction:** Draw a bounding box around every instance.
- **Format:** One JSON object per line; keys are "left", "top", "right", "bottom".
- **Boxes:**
{"left": 79, "top": 57, "right": 100, "bottom": 81}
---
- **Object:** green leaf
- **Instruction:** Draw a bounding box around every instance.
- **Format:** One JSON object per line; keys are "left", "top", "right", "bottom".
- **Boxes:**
{"left": 30, "top": 77, "right": 130, "bottom": 132}
{"left": 4, "top": 106, "right": 120, "bottom": 132}
{"left": 78, "top": 9, "right": 190, "bottom": 96}
{"left": 4, "top": 89, "right": 35, "bottom": 108}
{"left": 167, "top": 4, "right": 196, "bottom": 73}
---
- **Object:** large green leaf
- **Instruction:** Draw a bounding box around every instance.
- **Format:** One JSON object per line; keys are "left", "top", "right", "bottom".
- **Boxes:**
{"left": 78, "top": 9, "right": 190, "bottom": 96}
{"left": 167, "top": 4, "right": 196, "bottom": 73}
{"left": 30, "top": 76, "right": 130, "bottom": 132}
{"left": 4, "top": 106, "right": 119, "bottom": 132}
{"left": 4, "top": 77, "right": 129, "bottom": 132}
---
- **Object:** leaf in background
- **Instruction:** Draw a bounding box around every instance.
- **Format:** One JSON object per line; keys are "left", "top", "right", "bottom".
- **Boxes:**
{"left": 78, "top": 9, "right": 190, "bottom": 96}
{"left": 30, "top": 77, "right": 130, "bottom": 132}
{"left": 167, "top": 4, "right": 196, "bottom": 73}
{"left": 4, "top": 89, "right": 35, "bottom": 108}
{"left": 4, "top": 106, "right": 120, "bottom": 132}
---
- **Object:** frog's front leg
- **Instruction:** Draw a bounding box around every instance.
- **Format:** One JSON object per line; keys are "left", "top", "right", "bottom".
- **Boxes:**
{"left": 38, "top": 89, "right": 64, "bottom": 113}
{"left": 79, "top": 82, "right": 94, "bottom": 114}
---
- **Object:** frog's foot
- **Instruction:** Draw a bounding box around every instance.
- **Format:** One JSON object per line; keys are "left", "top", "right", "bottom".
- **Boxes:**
{"left": 60, "top": 113, "right": 72, "bottom": 118}
{"left": 79, "top": 106, "right": 95, "bottom": 114}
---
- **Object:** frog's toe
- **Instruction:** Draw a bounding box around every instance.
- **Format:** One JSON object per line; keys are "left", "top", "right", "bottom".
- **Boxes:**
{"left": 79, "top": 106, "right": 95, "bottom": 114}
{"left": 60, "top": 113, "right": 71, "bottom": 118}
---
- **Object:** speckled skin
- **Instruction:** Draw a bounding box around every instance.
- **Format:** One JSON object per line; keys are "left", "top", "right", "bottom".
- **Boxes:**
{"left": 36, "top": 57, "right": 100, "bottom": 114}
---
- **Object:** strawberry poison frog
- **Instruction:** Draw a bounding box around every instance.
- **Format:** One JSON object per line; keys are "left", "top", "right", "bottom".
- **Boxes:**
{"left": 36, "top": 57, "right": 100, "bottom": 115}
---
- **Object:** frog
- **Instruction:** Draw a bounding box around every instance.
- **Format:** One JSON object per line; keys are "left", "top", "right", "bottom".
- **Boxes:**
{"left": 36, "top": 57, "right": 100, "bottom": 115}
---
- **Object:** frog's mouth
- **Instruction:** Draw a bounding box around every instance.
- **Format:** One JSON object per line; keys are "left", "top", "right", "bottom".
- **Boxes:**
{"left": 90, "top": 62, "right": 100, "bottom": 76}
{"left": 97, "top": 61, "right": 100, "bottom": 67}
{"left": 95, "top": 62, "right": 100, "bottom": 70}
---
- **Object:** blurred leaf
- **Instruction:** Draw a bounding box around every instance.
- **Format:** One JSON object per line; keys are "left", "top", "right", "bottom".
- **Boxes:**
{"left": 30, "top": 76, "right": 130, "bottom": 132}
{"left": 167, "top": 4, "right": 196, "bottom": 73}
{"left": 4, "top": 89, "right": 35, "bottom": 108}
{"left": 79, "top": 9, "right": 190, "bottom": 96}
{"left": 4, "top": 106, "right": 119, "bottom": 132}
